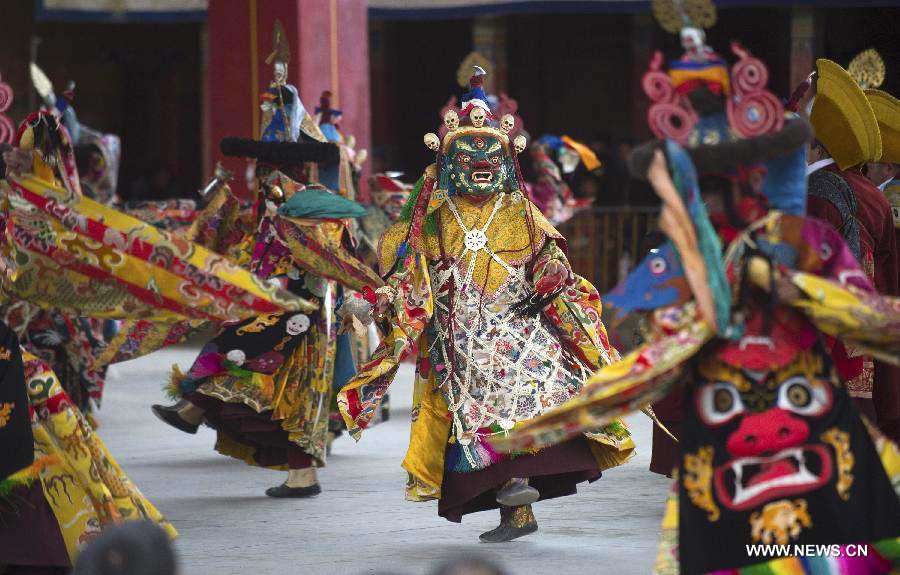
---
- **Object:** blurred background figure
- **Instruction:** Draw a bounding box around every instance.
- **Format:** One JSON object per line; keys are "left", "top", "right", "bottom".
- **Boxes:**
{"left": 73, "top": 521, "right": 177, "bottom": 575}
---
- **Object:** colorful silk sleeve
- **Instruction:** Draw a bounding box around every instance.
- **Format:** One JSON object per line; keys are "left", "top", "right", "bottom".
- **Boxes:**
{"left": 337, "top": 251, "right": 433, "bottom": 439}
{"left": 274, "top": 218, "right": 383, "bottom": 292}
{"left": 787, "top": 270, "right": 900, "bottom": 365}
{"left": 24, "top": 352, "right": 177, "bottom": 560}
{"left": 492, "top": 316, "right": 712, "bottom": 453}
{"left": 184, "top": 183, "right": 254, "bottom": 255}
{"left": 1, "top": 174, "right": 312, "bottom": 321}
{"left": 535, "top": 239, "right": 617, "bottom": 370}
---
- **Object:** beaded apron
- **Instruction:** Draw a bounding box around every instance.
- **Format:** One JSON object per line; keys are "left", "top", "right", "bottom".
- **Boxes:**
{"left": 429, "top": 193, "right": 590, "bottom": 469}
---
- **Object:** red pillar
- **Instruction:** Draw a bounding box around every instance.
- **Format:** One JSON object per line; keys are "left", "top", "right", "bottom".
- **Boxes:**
{"left": 206, "top": 0, "right": 370, "bottom": 199}
{"left": 788, "top": 6, "right": 818, "bottom": 108}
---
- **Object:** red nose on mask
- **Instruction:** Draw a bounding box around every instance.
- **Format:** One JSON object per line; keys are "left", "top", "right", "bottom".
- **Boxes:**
{"left": 473, "top": 160, "right": 492, "bottom": 170}
{"left": 727, "top": 408, "right": 809, "bottom": 457}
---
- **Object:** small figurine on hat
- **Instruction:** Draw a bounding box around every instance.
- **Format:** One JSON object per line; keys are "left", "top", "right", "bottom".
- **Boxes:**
{"left": 259, "top": 20, "right": 326, "bottom": 143}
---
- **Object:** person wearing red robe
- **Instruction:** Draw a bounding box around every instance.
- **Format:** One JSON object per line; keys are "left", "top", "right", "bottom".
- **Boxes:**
{"left": 807, "top": 59, "right": 900, "bottom": 443}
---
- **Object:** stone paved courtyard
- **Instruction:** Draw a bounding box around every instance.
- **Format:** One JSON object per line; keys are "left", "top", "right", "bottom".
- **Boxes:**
{"left": 97, "top": 346, "right": 670, "bottom": 575}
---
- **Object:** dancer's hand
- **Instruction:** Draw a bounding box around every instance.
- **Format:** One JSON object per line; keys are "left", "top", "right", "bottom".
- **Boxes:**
{"left": 375, "top": 292, "right": 390, "bottom": 316}
{"left": 2, "top": 148, "right": 33, "bottom": 177}
{"left": 370, "top": 285, "right": 397, "bottom": 318}
{"left": 537, "top": 260, "right": 569, "bottom": 295}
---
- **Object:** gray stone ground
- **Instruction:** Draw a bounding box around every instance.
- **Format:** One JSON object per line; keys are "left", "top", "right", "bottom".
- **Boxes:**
{"left": 98, "top": 345, "right": 670, "bottom": 575}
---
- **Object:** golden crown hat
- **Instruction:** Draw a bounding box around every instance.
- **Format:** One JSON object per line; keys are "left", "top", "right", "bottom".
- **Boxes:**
{"left": 810, "top": 58, "right": 882, "bottom": 169}
{"left": 865, "top": 89, "right": 900, "bottom": 165}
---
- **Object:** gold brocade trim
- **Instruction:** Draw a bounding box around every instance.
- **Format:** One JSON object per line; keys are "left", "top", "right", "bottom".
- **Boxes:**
{"left": 586, "top": 430, "right": 636, "bottom": 470}
{"left": 821, "top": 427, "right": 855, "bottom": 500}
{"left": 683, "top": 446, "right": 720, "bottom": 521}
{"left": 750, "top": 499, "right": 812, "bottom": 545}
{"left": 860, "top": 416, "right": 900, "bottom": 497}
{"left": 378, "top": 194, "right": 562, "bottom": 290}
{"left": 404, "top": 473, "right": 440, "bottom": 502}
{"left": 0, "top": 402, "right": 12, "bottom": 427}
{"left": 236, "top": 313, "right": 282, "bottom": 336}
{"left": 506, "top": 504, "right": 536, "bottom": 528}
{"left": 24, "top": 353, "right": 177, "bottom": 560}
{"left": 216, "top": 434, "right": 288, "bottom": 471}
{"left": 200, "top": 303, "right": 336, "bottom": 467}
{"left": 846, "top": 359, "right": 874, "bottom": 399}
{"left": 440, "top": 126, "right": 511, "bottom": 154}
{"left": 653, "top": 477, "right": 680, "bottom": 575}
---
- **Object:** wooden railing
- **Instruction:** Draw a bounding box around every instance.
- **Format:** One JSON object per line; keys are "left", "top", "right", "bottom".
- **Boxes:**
{"left": 557, "top": 206, "right": 660, "bottom": 292}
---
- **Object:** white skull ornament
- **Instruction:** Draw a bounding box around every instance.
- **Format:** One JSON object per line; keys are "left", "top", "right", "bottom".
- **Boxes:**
{"left": 285, "top": 314, "right": 311, "bottom": 336}
{"left": 500, "top": 114, "right": 515, "bottom": 135}
{"left": 443, "top": 109, "right": 459, "bottom": 131}
{"left": 513, "top": 135, "right": 527, "bottom": 155}
{"left": 273, "top": 61, "right": 288, "bottom": 86}
{"left": 470, "top": 106, "right": 486, "bottom": 128}
{"left": 424, "top": 132, "right": 440, "bottom": 152}
{"left": 226, "top": 349, "right": 246, "bottom": 366}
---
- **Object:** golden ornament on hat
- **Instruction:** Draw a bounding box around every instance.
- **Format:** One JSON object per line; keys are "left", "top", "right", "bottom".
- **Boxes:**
{"left": 652, "top": 0, "right": 716, "bottom": 34}
{"left": 265, "top": 19, "right": 291, "bottom": 65}
{"left": 810, "top": 58, "right": 882, "bottom": 169}
{"left": 865, "top": 88, "right": 900, "bottom": 165}
{"left": 457, "top": 52, "right": 492, "bottom": 90}
{"left": 848, "top": 49, "right": 885, "bottom": 90}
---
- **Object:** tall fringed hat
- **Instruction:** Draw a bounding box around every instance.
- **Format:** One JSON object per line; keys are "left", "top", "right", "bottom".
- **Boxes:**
{"left": 643, "top": 41, "right": 784, "bottom": 149}
{"left": 15, "top": 110, "right": 82, "bottom": 199}
{"left": 810, "top": 58, "right": 882, "bottom": 169}
{"left": 611, "top": 3, "right": 813, "bottom": 332}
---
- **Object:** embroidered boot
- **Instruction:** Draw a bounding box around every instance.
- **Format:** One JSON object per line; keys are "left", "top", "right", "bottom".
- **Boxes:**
{"left": 479, "top": 504, "right": 538, "bottom": 543}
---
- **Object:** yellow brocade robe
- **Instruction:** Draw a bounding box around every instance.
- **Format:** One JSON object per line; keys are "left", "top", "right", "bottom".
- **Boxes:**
{"left": 339, "top": 181, "right": 634, "bottom": 501}
{"left": 24, "top": 351, "right": 176, "bottom": 562}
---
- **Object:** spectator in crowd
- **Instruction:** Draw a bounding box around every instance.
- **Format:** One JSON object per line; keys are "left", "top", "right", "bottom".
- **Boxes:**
{"left": 73, "top": 521, "right": 177, "bottom": 575}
